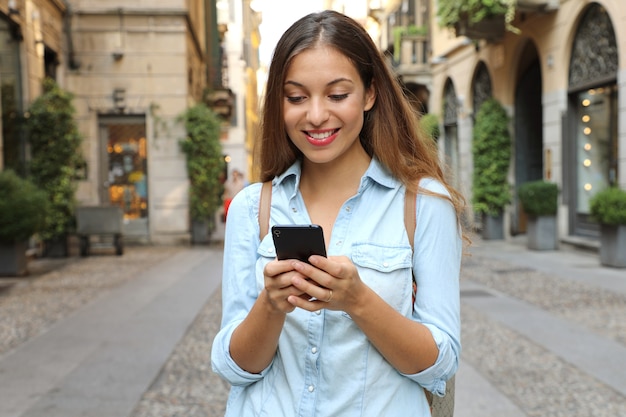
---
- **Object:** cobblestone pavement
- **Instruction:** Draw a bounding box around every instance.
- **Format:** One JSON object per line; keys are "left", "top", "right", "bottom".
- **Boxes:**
{"left": 0, "top": 246, "right": 183, "bottom": 357}
{"left": 129, "top": 289, "right": 230, "bottom": 417}
{"left": 460, "top": 255, "right": 626, "bottom": 417}
{"left": 1, "top": 240, "right": 624, "bottom": 417}
{"left": 129, "top": 241, "right": 626, "bottom": 417}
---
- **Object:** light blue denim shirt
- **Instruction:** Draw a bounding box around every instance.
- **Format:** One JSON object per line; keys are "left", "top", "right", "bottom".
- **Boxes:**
{"left": 211, "top": 158, "right": 462, "bottom": 417}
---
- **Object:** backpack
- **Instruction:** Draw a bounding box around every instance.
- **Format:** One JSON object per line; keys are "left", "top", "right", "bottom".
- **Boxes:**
{"left": 258, "top": 181, "right": 456, "bottom": 417}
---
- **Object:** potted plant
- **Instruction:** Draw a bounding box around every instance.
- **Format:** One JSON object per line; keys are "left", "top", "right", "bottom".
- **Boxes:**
{"left": 517, "top": 180, "right": 559, "bottom": 250}
{"left": 25, "top": 78, "right": 85, "bottom": 257}
{"left": 178, "top": 103, "right": 225, "bottom": 244}
{"left": 436, "top": 0, "right": 518, "bottom": 41}
{"left": 472, "top": 98, "right": 511, "bottom": 240}
{"left": 0, "top": 170, "right": 49, "bottom": 276}
{"left": 589, "top": 186, "right": 626, "bottom": 268}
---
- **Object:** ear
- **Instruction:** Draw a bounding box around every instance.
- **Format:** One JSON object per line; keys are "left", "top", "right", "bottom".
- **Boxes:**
{"left": 363, "top": 81, "right": 376, "bottom": 112}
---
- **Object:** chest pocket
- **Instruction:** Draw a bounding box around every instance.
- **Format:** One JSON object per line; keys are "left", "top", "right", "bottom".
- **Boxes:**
{"left": 351, "top": 242, "right": 413, "bottom": 313}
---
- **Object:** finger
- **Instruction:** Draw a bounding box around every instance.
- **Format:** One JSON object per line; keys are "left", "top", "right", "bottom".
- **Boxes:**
{"left": 308, "top": 255, "right": 350, "bottom": 279}
{"left": 287, "top": 293, "right": 328, "bottom": 311}
{"left": 291, "top": 276, "right": 334, "bottom": 304}
{"left": 292, "top": 261, "right": 331, "bottom": 289}
{"left": 266, "top": 285, "right": 306, "bottom": 313}
{"left": 264, "top": 259, "right": 296, "bottom": 278}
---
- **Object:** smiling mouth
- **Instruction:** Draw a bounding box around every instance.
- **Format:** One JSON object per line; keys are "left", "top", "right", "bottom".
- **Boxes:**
{"left": 306, "top": 129, "right": 339, "bottom": 140}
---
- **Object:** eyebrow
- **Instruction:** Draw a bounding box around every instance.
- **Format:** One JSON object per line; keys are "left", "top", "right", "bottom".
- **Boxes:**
{"left": 284, "top": 77, "right": 354, "bottom": 88}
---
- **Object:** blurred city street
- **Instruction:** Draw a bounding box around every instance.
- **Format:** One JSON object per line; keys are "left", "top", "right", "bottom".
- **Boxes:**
{"left": 0, "top": 227, "right": 625, "bottom": 417}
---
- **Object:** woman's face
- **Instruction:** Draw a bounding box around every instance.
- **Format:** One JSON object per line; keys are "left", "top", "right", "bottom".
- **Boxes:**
{"left": 282, "top": 45, "right": 375, "bottom": 166}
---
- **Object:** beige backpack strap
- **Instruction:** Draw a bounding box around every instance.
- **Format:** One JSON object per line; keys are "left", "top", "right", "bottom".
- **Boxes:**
{"left": 405, "top": 188, "right": 435, "bottom": 409}
{"left": 258, "top": 181, "right": 272, "bottom": 240}
{"left": 404, "top": 188, "right": 416, "bottom": 248}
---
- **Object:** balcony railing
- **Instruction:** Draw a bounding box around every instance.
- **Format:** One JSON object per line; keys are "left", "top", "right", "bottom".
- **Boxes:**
{"left": 397, "top": 34, "right": 429, "bottom": 67}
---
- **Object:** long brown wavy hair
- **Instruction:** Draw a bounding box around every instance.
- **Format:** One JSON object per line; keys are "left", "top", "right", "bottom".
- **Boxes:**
{"left": 255, "top": 10, "right": 467, "bottom": 227}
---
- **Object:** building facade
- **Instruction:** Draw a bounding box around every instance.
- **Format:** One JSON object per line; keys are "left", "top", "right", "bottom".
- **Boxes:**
{"left": 0, "top": 0, "right": 258, "bottom": 245}
{"left": 65, "top": 0, "right": 211, "bottom": 244}
{"left": 426, "top": 0, "right": 624, "bottom": 244}
{"left": 1, "top": 0, "right": 66, "bottom": 174}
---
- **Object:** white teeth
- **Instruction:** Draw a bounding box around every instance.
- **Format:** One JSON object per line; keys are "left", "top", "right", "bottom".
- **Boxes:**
{"left": 308, "top": 130, "right": 334, "bottom": 140}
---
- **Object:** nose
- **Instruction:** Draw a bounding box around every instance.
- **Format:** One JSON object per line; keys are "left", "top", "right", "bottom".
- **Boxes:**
{"left": 306, "top": 98, "right": 329, "bottom": 126}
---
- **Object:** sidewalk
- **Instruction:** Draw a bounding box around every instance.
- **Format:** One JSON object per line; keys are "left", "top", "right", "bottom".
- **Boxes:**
{"left": 0, "top": 246, "right": 224, "bottom": 417}
{"left": 456, "top": 238, "right": 626, "bottom": 417}
{"left": 0, "top": 235, "right": 624, "bottom": 417}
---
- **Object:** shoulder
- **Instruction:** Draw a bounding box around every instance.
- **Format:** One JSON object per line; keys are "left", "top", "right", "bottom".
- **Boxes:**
{"left": 228, "top": 182, "right": 264, "bottom": 218}
{"left": 417, "top": 177, "right": 450, "bottom": 198}
{"left": 414, "top": 178, "right": 456, "bottom": 220}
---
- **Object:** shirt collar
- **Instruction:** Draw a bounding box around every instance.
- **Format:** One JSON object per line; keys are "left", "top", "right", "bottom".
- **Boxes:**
{"left": 273, "top": 157, "right": 400, "bottom": 195}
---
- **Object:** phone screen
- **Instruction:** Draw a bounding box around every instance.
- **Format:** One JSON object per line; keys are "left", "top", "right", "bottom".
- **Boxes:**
{"left": 271, "top": 224, "right": 326, "bottom": 263}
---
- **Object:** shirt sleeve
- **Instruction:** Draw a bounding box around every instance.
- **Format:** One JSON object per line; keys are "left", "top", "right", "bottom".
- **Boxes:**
{"left": 401, "top": 179, "right": 462, "bottom": 396}
{"left": 211, "top": 183, "right": 272, "bottom": 386}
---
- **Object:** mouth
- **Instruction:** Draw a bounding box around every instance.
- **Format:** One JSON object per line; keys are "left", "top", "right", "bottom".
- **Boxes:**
{"left": 304, "top": 129, "right": 339, "bottom": 146}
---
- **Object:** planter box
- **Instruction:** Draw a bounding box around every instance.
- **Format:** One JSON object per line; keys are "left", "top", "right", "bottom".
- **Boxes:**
{"left": 526, "top": 215, "right": 558, "bottom": 251}
{"left": 191, "top": 220, "right": 213, "bottom": 245}
{"left": 0, "top": 241, "right": 29, "bottom": 276}
{"left": 599, "top": 224, "right": 626, "bottom": 268}
{"left": 482, "top": 213, "right": 504, "bottom": 240}
{"left": 454, "top": 15, "right": 505, "bottom": 42}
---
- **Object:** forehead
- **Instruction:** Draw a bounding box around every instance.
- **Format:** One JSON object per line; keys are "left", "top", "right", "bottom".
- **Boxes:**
{"left": 285, "top": 45, "right": 359, "bottom": 84}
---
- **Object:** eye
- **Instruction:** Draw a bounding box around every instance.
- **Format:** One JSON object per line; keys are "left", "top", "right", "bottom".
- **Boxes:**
{"left": 329, "top": 94, "right": 349, "bottom": 101}
{"left": 286, "top": 96, "right": 305, "bottom": 104}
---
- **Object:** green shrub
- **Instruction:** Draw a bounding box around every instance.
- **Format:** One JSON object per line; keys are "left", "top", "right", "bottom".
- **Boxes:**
{"left": 589, "top": 187, "right": 626, "bottom": 226}
{"left": 472, "top": 98, "right": 511, "bottom": 216}
{"left": 0, "top": 170, "right": 49, "bottom": 243}
{"left": 517, "top": 180, "right": 558, "bottom": 217}
{"left": 436, "top": 0, "right": 516, "bottom": 31}
{"left": 26, "top": 78, "right": 84, "bottom": 241}
{"left": 420, "top": 113, "right": 440, "bottom": 142}
{"left": 178, "top": 103, "right": 225, "bottom": 223}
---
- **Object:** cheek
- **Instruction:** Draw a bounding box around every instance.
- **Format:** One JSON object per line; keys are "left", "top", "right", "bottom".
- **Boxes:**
{"left": 283, "top": 107, "right": 299, "bottom": 129}
{"left": 344, "top": 106, "right": 365, "bottom": 127}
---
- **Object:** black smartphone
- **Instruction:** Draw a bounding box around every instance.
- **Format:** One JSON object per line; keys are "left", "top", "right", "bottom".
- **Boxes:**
{"left": 271, "top": 224, "right": 327, "bottom": 263}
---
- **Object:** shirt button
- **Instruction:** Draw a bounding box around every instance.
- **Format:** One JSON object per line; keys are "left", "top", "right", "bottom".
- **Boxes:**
{"left": 314, "top": 310, "right": 321, "bottom": 315}
{"left": 292, "top": 207, "right": 298, "bottom": 213}
{"left": 345, "top": 206, "right": 351, "bottom": 212}
{"left": 383, "top": 262, "right": 389, "bottom": 267}
{"left": 311, "top": 347, "right": 318, "bottom": 354}
{"left": 308, "top": 385, "right": 315, "bottom": 392}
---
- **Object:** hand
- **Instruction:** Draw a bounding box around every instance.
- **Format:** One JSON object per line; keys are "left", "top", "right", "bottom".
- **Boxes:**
{"left": 287, "top": 255, "right": 367, "bottom": 313}
{"left": 263, "top": 259, "right": 310, "bottom": 314}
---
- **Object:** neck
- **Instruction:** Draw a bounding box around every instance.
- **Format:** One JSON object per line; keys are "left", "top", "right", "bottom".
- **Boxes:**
{"left": 300, "top": 148, "right": 371, "bottom": 197}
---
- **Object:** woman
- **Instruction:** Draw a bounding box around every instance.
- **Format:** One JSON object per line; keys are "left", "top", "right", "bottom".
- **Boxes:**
{"left": 212, "top": 10, "right": 466, "bottom": 416}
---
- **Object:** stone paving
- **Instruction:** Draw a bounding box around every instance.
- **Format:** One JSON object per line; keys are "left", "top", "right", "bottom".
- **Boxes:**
{"left": 0, "top": 246, "right": 183, "bottom": 357}
{"left": 1, "top": 239, "right": 625, "bottom": 417}
{"left": 460, "top": 256, "right": 626, "bottom": 417}
{"left": 130, "top": 241, "right": 626, "bottom": 417}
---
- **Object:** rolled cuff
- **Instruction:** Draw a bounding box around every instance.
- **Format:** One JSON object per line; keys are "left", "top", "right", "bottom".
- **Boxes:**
{"left": 400, "top": 324, "right": 459, "bottom": 396}
{"left": 211, "top": 323, "right": 272, "bottom": 386}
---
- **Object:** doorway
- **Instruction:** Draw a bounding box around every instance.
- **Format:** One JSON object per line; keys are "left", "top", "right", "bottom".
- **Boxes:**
{"left": 514, "top": 52, "right": 543, "bottom": 234}
{"left": 566, "top": 3, "right": 618, "bottom": 238}
{"left": 99, "top": 117, "right": 149, "bottom": 238}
